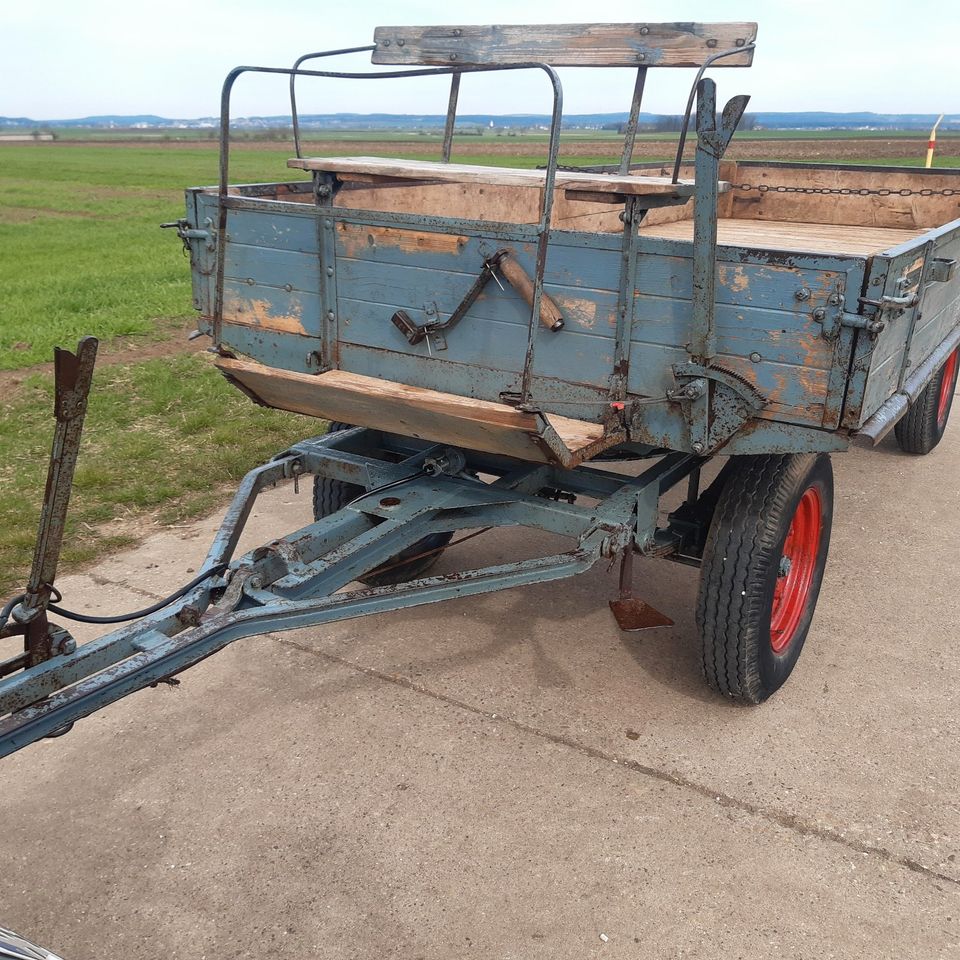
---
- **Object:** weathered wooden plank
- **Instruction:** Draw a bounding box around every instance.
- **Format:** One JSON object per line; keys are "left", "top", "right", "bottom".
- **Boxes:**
{"left": 214, "top": 357, "right": 605, "bottom": 464}
{"left": 336, "top": 179, "right": 693, "bottom": 232}
{"left": 288, "top": 156, "right": 712, "bottom": 198}
{"left": 337, "top": 181, "right": 543, "bottom": 227}
{"left": 221, "top": 281, "right": 321, "bottom": 338}
{"left": 371, "top": 23, "right": 756, "bottom": 67}
{"left": 335, "top": 266, "right": 835, "bottom": 372}
{"left": 641, "top": 218, "right": 924, "bottom": 256}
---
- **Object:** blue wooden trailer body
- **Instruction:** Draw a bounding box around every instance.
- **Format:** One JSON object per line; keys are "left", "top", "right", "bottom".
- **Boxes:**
{"left": 3, "top": 22, "right": 960, "bottom": 756}
{"left": 186, "top": 157, "right": 960, "bottom": 461}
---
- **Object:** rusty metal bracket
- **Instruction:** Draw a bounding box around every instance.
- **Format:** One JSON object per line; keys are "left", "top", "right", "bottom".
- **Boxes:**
{"left": 667, "top": 362, "right": 766, "bottom": 454}
{"left": 391, "top": 249, "right": 509, "bottom": 347}
{"left": 15, "top": 337, "right": 99, "bottom": 666}
{"left": 161, "top": 217, "right": 215, "bottom": 254}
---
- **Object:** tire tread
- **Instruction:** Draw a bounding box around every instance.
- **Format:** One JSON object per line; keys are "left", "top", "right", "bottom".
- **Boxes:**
{"left": 696, "top": 454, "right": 830, "bottom": 702}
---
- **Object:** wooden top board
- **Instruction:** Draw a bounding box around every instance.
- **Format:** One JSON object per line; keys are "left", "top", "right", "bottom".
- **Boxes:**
{"left": 287, "top": 156, "right": 726, "bottom": 199}
{"left": 371, "top": 23, "right": 757, "bottom": 67}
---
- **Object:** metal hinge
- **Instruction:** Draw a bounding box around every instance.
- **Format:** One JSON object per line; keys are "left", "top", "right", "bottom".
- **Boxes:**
{"left": 160, "top": 217, "right": 215, "bottom": 253}
{"left": 810, "top": 278, "right": 846, "bottom": 340}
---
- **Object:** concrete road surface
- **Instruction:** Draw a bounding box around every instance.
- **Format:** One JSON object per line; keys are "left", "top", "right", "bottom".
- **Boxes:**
{"left": 1, "top": 426, "right": 958, "bottom": 959}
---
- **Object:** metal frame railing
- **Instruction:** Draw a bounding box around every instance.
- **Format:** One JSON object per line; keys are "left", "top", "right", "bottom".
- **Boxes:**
{"left": 216, "top": 53, "right": 564, "bottom": 403}
{"left": 213, "top": 40, "right": 754, "bottom": 404}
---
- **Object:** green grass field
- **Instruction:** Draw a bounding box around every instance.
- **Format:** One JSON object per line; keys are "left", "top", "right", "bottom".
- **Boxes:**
{"left": 1, "top": 138, "right": 958, "bottom": 598}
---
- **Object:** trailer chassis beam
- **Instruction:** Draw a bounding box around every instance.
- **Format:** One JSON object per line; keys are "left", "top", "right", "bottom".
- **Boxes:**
{"left": 0, "top": 430, "right": 701, "bottom": 759}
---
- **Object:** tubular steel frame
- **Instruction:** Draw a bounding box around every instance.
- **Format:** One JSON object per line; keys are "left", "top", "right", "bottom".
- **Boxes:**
{"left": 218, "top": 54, "right": 564, "bottom": 404}
{"left": 0, "top": 429, "right": 702, "bottom": 758}
{"left": 222, "top": 43, "right": 752, "bottom": 404}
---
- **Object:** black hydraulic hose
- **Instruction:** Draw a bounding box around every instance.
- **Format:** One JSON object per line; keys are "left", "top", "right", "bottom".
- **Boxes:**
{"left": 0, "top": 595, "right": 25, "bottom": 633}
{"left": 0, "top": 588, "right": 62, "bottom": 634}
{"left": 1, "top": 473, "right": 424, "bottom": 632}
{"left": 46, "top": 563, "right": 229, "bottom": 625}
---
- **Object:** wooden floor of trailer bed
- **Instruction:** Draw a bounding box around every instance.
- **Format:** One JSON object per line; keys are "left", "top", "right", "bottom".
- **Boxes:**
{"left": 640, "top": 218, "right": 925, "bottom": 256}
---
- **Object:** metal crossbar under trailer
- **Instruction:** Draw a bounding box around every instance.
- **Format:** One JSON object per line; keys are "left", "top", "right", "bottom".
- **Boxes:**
{"left": 3, "top": 22, "right": 960, "bottom": 759}
{"left": 0, "top": 425, "right": 703, "bottom": 755}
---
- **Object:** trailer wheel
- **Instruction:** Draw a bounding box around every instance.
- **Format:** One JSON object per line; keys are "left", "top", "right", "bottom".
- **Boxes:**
{"left": 696, "top": 453, "right": 833, "bottom": 703}
{"left": 894, "top": 347, "right": 959, "bottom": 455}
{"left": 313, "top": 422, "right": 452, "bottom": 586}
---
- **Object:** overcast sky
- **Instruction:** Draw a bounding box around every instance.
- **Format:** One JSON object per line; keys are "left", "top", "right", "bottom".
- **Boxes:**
{"left": 3, "top": 0, "right": 958, "bottom": 120}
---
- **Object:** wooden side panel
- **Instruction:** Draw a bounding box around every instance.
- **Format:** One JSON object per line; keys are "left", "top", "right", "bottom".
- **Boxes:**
{"left": 857, "top": 244, "right": 930, "bottom": 424}
{"left": 371, "top": 23, "right": 757, "bottom": 67}
{"left": 905, "top": 226, "right": 960, "bottom": 372}
{"left": 214, "top": 204, "right": 323, "bottom": 342}
{"left": 214, "top": 358, "right": 604, "bottom": 464}
{"left": 853, "top": 222, "right": 960, "bottom": 428}
{"left": 336, "top": 181, "right": 684, "bottom": 233}
{"left": 333, "top": 224, "right": 621, "bottom": 396}
{"left": 625, "top": 241, "right": 862, "bottom": 426}
{"left": 727, "top": 164, "right": 960, "bottom": 230}
{"left": 333, "top": 221, "right": 859, "bottom": 428}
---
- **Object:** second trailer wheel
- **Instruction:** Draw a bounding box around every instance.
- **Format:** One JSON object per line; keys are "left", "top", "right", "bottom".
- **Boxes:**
{"left": 696, "top": 453, "right": 833, "bottom": 703}
{"left": 894, "top": 347, "right": 960, "bottom": 455}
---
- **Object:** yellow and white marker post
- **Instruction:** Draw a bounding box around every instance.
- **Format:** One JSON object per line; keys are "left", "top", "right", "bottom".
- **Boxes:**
{"left": 925, "top": 114, "right": 945, "bottom": 168}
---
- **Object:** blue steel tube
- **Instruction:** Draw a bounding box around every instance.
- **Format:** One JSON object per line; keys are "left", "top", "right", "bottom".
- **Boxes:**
{"left": 691, "top": 78, "right": 720, "bottom": 362}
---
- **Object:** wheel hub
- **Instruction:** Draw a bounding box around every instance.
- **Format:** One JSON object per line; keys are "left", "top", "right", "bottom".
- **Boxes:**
{"left": 936, "top": 347, "right": 959, "bottom": 429}
{"left": 770, "top": 486, "right": 823, "bottom": 654}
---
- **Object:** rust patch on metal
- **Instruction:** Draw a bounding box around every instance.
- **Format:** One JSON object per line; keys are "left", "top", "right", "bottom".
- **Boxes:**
{"left": 223, "top": 298, "right": 308, "bottom": 336}
{"left": 609, "top": 597, "right": 675, "bottom": 631}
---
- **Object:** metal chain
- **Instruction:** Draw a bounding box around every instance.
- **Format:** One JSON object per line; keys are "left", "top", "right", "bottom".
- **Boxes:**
{"left": 734, "top": 182, "right": 958, "bottom": 197}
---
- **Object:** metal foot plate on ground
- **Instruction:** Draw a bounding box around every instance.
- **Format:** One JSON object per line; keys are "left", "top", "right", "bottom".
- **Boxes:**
{"left": 608, "top": 598, "right": 674, "bottom": 632}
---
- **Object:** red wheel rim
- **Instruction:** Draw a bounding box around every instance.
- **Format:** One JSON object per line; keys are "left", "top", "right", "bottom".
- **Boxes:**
{"left": 770, "top": 487, "right": 823, "bottom": 653}
{"left": 936, "top": 348, "right": 959, "bottom": 429}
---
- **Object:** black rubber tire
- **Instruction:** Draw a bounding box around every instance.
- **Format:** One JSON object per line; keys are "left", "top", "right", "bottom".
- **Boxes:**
{"left": 894, "top": 351, "right": 959, "bottom": 455}
{"left": 696, "top": 453, "right": 833, "bottom": 703}
{"left": 312, "top": 421, "right": 452, "bottom": 587}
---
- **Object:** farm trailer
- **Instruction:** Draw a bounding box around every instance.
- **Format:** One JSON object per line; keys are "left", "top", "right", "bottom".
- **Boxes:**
{"left": 2, "top": 22, "right": 960, "bottom": 758}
